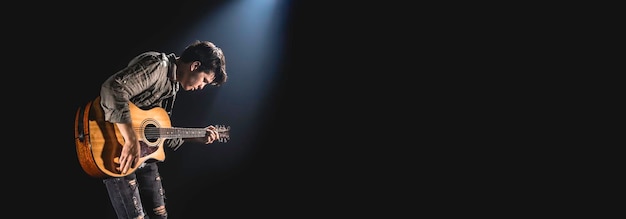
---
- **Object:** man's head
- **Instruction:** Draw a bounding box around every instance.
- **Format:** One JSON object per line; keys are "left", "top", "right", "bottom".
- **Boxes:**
{"left": 177, "top": 40, "right": 227, "bottom": 91}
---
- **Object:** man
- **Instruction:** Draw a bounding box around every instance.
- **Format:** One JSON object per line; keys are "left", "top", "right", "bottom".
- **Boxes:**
{"left": 99, "top": 40, "right": 227, "bottom": 218}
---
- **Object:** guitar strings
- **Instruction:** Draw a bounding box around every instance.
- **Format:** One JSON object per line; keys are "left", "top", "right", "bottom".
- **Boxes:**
{"left": 131, "top": 126, "right": 230, "bottom": 140}
{"left": 133, "top": 127, "right": 206, "bottom": 138}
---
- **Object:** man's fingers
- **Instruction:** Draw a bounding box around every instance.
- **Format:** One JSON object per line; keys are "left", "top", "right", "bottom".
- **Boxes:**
{"left": 122, "top": 157, "right": 132, "bottom": 174}
{"left": 207, "top": 129, "right": 219, "bottom": 143}
{"left": 118, "top": 156, "right": 136, "bottom": 174}
{"left": 211, "top": 129, "right": 219, "bottom": 138}
{"left": 121, "top": 157, "right": 128, "bottom": 174}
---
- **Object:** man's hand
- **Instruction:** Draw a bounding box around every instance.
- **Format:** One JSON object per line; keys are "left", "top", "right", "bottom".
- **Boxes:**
{"left": 195, "top": 125, "right": 220, "bottom": 144}
{"left": 118, "top": 139, "right": 140, "bottom": 174}
{"left": 116, "top": 123, "right": 141, "bottom": 174}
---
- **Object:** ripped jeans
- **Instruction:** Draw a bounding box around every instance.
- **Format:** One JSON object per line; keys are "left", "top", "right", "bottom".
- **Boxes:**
{"left": 103, "top": 162, "right": 167, "bottom": 219}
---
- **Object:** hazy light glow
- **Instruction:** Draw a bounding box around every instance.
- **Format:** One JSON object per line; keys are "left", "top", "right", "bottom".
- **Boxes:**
{"left": 169, "top": 0, "right": 291, "bottom": 180}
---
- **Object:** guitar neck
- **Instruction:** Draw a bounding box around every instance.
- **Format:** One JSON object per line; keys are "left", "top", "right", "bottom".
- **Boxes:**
{"left": 154, "top": 127, "right": 206, "bottom": 139}
{"left": 144, "top": 125, "right": 230, "bottom": 142}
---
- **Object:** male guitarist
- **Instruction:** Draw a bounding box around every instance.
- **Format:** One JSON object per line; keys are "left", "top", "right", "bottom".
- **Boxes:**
{"left": 98, "top": 40, "right": 227, "bottom": 219}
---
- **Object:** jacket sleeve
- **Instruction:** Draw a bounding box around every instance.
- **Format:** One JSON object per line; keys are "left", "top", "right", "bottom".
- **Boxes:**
{"left": 99, "top": 52, "right": 164, "bottom": 124}
{"left": 164, "top": 138, "right": 185, "bottom": 151}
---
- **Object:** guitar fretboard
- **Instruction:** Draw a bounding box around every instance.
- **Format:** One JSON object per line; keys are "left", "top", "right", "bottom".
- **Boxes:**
{"left": 142, "top": 125, "right": 230, "bottom": 143}
{"left": 145, "top": 127, "right": 206, "bottom": 138}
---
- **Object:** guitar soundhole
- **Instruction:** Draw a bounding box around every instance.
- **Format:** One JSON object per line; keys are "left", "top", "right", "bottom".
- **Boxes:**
{"left": 144, "top": 125, "right": 160, "bottom": 143}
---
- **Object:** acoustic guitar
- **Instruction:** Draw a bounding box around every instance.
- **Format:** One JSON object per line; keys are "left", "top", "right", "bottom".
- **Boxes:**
{"left": 74, "top": 96, "right": 230, "bottom": 178}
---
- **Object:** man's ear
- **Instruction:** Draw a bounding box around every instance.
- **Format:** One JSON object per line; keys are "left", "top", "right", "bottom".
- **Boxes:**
{"left": 191, "top": 61, "right": 202, "bottom": 71}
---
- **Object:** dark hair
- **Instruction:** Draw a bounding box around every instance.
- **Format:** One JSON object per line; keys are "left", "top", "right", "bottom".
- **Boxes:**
{"left": 180, "top": 40, "right": 227, "bottom": 86}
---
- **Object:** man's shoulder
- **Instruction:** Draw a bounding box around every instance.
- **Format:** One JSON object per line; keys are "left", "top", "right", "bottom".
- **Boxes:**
{"left": 138, "top": 51, "right": 164, "bottom": 58}
{"left": 129, "top": 51, "right": 166, "bottom": 65}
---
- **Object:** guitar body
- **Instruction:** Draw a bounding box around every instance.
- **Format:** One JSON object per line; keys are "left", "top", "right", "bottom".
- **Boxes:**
{"left": 75, "top": 96, "right": 168, "bottom": 178}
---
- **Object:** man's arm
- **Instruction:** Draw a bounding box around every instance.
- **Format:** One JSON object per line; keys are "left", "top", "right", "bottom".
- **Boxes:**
{"left": 115, "top": 122, "right": 141, "bottom": 174}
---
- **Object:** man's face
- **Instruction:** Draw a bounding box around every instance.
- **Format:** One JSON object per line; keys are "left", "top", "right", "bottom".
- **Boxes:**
{"left": 179, "top": 61, "right": 216, "bottom": 91}
{"left": 180, "top": 70, "right": 215, "bottom": 91}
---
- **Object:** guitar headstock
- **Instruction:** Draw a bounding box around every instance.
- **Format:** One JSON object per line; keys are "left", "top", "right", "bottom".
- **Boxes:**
{"left": 215, "top": 125, "right": 230, "bottom": 143}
